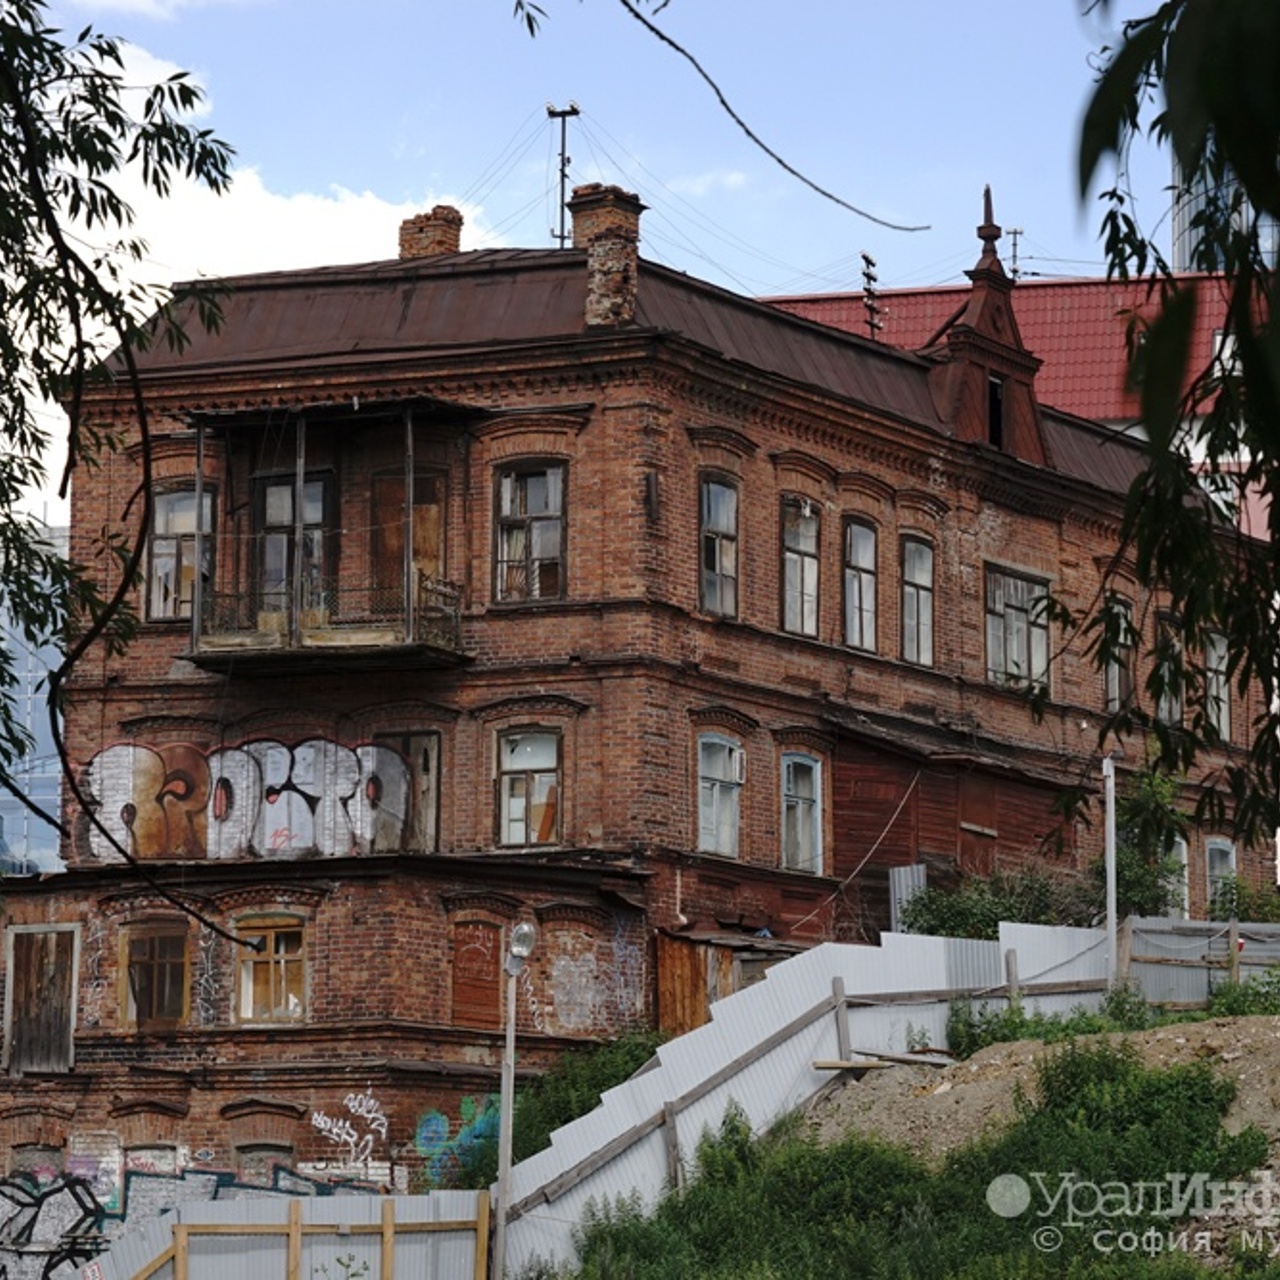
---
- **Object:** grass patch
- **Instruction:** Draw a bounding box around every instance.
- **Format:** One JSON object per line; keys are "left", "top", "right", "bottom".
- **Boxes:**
{"left": 549, "top": 1042, "right": 1266, "bottom": 1279}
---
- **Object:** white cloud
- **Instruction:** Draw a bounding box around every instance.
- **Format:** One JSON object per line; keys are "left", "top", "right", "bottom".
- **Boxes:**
{"left": 129, "top": 165, "right": 498, "bottom": 282}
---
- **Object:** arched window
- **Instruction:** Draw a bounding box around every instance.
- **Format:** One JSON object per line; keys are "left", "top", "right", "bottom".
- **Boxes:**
{"left": 698, "top": 733, "right": 743, "bottom": 856}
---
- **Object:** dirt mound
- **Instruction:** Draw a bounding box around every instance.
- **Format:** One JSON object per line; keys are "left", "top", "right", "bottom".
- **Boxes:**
{"left": 805, "top": 1015, "right": 1280, "bottom": 1168}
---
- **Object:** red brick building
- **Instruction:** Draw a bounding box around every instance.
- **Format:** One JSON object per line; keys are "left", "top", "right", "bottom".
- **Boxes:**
{"left": 0, "top": 186, "right": 1267, "bottom": 1217}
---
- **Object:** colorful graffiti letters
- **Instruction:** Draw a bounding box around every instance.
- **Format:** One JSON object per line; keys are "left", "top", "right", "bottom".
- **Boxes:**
{"left": 84, "top": 737, "right": 410, "bottom": 861}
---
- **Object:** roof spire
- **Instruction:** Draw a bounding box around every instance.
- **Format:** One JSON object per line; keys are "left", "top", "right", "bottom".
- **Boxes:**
{"left": 977, "top": 184, "right": 1001, "bottom": 260}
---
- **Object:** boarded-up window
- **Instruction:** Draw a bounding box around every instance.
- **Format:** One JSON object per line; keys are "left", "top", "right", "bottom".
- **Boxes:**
{"left": 959, "top": 774, "right": 998, "bottom": 875}
{"left": 452, "top": 920, "right": 501, "bottom": 1029}
{"left": 372, "top": 471, "right": 446, "bottom": 601}
{"left": 6, "top": 927, "right": 76, "bottom": 1075}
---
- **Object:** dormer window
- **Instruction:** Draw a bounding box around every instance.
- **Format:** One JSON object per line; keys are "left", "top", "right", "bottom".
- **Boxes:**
{"left": 988, "top": 374, "right": 1005, "bottom": 449}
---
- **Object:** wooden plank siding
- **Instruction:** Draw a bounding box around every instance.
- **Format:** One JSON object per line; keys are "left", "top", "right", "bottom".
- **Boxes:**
{"left": 7, "top": 928, "right": 76, "bottom": 1075}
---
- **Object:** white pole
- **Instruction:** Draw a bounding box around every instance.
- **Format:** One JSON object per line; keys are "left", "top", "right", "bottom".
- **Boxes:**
{"left": 1103, "top": 754, "right": 1117, "bottom": 987}
{"left": 493, "top": 964, "right": 518, "bottom": 1278}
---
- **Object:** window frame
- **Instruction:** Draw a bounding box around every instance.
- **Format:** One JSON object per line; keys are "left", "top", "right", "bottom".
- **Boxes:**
{"left": 1205, "top": 630, "right": 1231, "bottom": 741}
{"left": 122, "top": 921, "right": 189, "bottom": 1031}
{"left": 1104, "top": 596, "right": 1136, "bottom": 713}
{"left": 496, "top": 727, "right": 562, "bottom": 847}
{"left": 494, "top": 462, "right": 566, "bottom": 603}
{"left": 236, "top": 914, "right": 306, "bottom": 1024}
{"left": 781, "top": 752, "right": 822, "bottom": 874}
{"left": 781, "top": 496, "right": 820, "bottom": 637}
{"left": 253, "top": 471, "right": 333, "bottom": 615}
{"left": 901, "top": 537, "right": 935, "bottom": 667}
{"left": 985, "top": 565, "right": 1050, "bottom": 691}
{"left": 697, "top": 732, "right": 744, "bottom": 857}
{"left": 147, "top": 488, "right": 214, "bottom": 622}
{"left": 842, "top": 519, "right": 877, "bottom": 652}
{"left": 1155, "top": 612, "right": 1184, "bottom": 727}
{"left": 699, "top": 475, "right": 739, "bottom": 618}
{"left": 1205, "top": 836, "right": 1236, "bottom": 909}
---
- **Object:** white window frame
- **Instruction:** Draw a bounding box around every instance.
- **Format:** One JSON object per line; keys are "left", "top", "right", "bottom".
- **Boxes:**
{"left": 148, "top": 489, "right": 213, "bottom": 621}
{"left": 1104, "top": 597, "right": 1136, "bottom": 713}
{"left": 985, "top": 566, "right": 1049, "bottom": 690}
{"left": 1206, "top": 836, "right": 1236, "bottom": 909}
{"left": 781, "top": 753, "right": 822, "bottom": 874}
{"left": 698, "top": 733, "right": 744, "bottom": 857}
{"left": 782, "top": 497, "right": 819, "bottom": 637}
{"left": 1168, "top": 836, "right": 1190, "bottom": 919}
{"left": 497, "top": 728, "right": 561, "bottom": 846}
{"left": 843, "top": 520, "right": 876, "bottom": 652}
{"left": 901, "top": 537, "right": 934, "bottom": 667}
{"left": 1205, "top": 631, "right": 1231, "bottom": 741}
{"left": 699, "top": 477, "right": 738, "bottom": 618}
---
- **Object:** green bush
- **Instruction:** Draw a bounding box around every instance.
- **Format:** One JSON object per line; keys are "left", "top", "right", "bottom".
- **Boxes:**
{"left": 564, "top": 1043, "right": 1267, "bottom": 1278}
{"left": 1209, "top": 964, "right": 1280, "bottom": 1016}
{"left": 945, "top": 984, "right": 1166, "bottom": 1059}
{"left": 452, "top": 1028, "right": 664, "bottom": 1189}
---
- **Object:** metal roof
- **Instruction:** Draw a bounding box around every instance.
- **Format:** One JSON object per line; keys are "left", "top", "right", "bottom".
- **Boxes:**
{"left": 129, "top": 247, "right": 1149, "bottom": 500}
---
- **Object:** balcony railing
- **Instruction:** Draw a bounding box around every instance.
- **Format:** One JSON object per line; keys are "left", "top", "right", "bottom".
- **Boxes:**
{"left": 195, "top": 572, "right": 464, "bottom": 661}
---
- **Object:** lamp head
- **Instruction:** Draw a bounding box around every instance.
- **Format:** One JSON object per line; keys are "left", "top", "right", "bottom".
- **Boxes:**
{"left": 510, "top": 921, "right": 537, "bottom": 960}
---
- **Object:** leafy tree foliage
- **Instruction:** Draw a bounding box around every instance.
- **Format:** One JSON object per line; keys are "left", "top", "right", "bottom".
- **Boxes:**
{"left": 1079, "top": 0, "right": 1280, "bottom": 842}
{"left": 0, "top": 2, "right": 231, "bottom": 830}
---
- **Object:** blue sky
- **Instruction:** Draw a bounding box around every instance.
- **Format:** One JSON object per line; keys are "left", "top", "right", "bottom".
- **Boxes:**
{"left": 48, "top": 0, "right": 1169, "bottom": 295}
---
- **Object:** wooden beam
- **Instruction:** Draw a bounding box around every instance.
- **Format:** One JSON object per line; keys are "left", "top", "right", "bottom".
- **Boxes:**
{"left": 474, "top": 1188, "right": 491, "bottom": 1280}
{"left": 381, "top": 1199, "right": 396, "bottom": 1280}
{"left": 286, "top": 1199, "right": 302, "bottom": 1280}
{"left": 174, "top": 1225, "right": 189, "bottom": 1280}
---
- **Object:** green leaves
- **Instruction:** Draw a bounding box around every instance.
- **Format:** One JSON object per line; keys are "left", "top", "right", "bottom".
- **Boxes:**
{"left": 0, "top": 1, "right": 230, "bottom": 815}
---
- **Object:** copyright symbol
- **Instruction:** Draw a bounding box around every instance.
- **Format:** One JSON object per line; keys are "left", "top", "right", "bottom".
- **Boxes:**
{"left": 1032, "top": 1226, "right": 1063, "bottom": 1253}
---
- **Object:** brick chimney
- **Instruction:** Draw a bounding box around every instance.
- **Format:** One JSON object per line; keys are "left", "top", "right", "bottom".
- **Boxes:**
{"left": 399, "top": 205, "right": 464, "bottom": 259}
{"left": 567, "top": 183, "right": 646, "bottom": 327}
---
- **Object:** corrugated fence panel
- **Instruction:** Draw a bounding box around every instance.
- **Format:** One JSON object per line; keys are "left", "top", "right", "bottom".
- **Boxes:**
{"left": 1000, "top": 922, "right": 1108, "bottom": 985}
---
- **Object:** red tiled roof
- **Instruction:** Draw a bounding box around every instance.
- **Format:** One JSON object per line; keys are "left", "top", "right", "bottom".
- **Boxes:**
{"left": 765, "top": 275, "right": 1230, "bottom": 424}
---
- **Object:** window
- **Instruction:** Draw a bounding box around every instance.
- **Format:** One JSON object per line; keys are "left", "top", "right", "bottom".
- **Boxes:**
{"left": 495, "top": 465, "right": 564, "bottom": 601}
{"left": 498, "top": 730, "right": 560, "bottom": 845}
{"left": 901, "top": 538, "right": 934, "bottom": 666}
{"left": 985, "top": 567, "right": 1048, "bottom": 689}
{"left": 1104, "top": 598, "right": 1136, "bottom": 712}
{"left": 782, "top": 497, "right": 819, "bottom": 636}
{"left": 125, "top": 926, "right": 187, "bottom": 1029}
{"left": 698, "top": 734, "right": 743, "bottom": 856}
{"left": 4, "top": 926, "right": 77, "bottom": 1074}
{"left": 1169, "top": 836, "right": 1190, "bottom": 919}
{"left": 781, "top": 754, "right": 821, "bottom": 873}
{"left": 1155, "top": 613, "right": 1183, "bottom": 726}
{"left": 258, "top": 477, "right": 327, "bottom": 614}
{"left": 1206, "top": 631, "right": 1231, "bottom": 741}
{"left": 1206, "top": 837, "right": 1236, "bottom": 908}
{"left": 371, "top": 469, "right": 446, "bottom": 599}
{"left": 700, "top": 478, "right": 738, "bottom": 617}
{"left": 988, "top": 374, "right": 1005, "bottom": 449}
{"left": 148, "top": 490, "right": 212, "bottom": 620}
{"left": 237, "top": 917, "right": 305, "bottom": 1022}
{"left": 843, "top": 521, "right": 876, "bottom": 651}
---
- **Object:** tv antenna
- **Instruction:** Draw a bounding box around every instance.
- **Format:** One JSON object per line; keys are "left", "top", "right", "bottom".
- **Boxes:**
{"left": 1008, "top": 227, "right": 1023, "bottom": 280}
{"left": 548, "top": 102, "right": 581, "bottom": 248}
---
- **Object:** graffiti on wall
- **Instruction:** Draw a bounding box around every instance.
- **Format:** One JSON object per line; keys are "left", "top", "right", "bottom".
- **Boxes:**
{"left": 547, "top": 931, "right": 599, "bottom": 1032}
{"left": 193, "top": 926, "right": 219, "bottom": 1026}
{"left": 414, "top": 1094, "right": 499, "bottom": 1188}
{"left": 0, "top": 1173, "right": 104, "bottom": 1280}
{"left": 82, "top": 738, "right": 411, "bottom": 861}
{"left": 310, "top": 1085, "right": 390, "bottom": 1169}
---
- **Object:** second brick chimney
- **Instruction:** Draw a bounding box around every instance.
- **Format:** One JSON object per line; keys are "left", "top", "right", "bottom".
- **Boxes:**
{"left": 399, "top": 205, "right": 464, "bottom": 259}
{"left": 567, "top": 184, "right": 646, "bottom": 327}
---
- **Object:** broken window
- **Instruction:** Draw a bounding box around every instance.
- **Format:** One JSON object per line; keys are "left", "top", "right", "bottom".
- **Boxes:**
{"left": 843, "top": 520, "right": 876, "bottom": 651}
{"left": 257, "top": 476, "right": 328, "bottom": 617}
{"left": 125, "top": 925, "right": 188, "bottom": 1029}
{"left": 1104, "top": 596, "right": 1136, "bottom": 712}
{"left": 781, "top": 753, "right": 821, "bottom": 873}
{"left": 237, "top": 916, "right": 305, "bottom": 1022}
{"left": 498, "top": 730, "right": 560, "bottom": 845}
{"left": 698, "top": 734, "right": 743, "bottom": 856}
{"left": 147, "top": 489, "right": 213, "bottom": 621}
{"left": 495, "top": 464, "right": 564, "bottom": 601}
{"left": 699, "top": 477, "right": 738, "bottom": 617}
{"left": 782, "top": 496, "right": 819, "bottom": 637}
{"left": 1205, "top": 630, "right": 1231, "bottom": 741}
{"left": 985, "top": 566, "right": 1049, "bottom": 690}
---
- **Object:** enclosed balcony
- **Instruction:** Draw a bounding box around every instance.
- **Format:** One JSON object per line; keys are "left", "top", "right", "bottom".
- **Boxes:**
{"left": 184, "top": 406, "right": 472, "bottom": 674}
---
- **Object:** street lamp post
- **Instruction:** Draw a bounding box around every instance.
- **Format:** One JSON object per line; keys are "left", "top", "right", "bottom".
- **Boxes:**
{"left": 493, "top": 920, "right": 536, "bottom": 1278}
